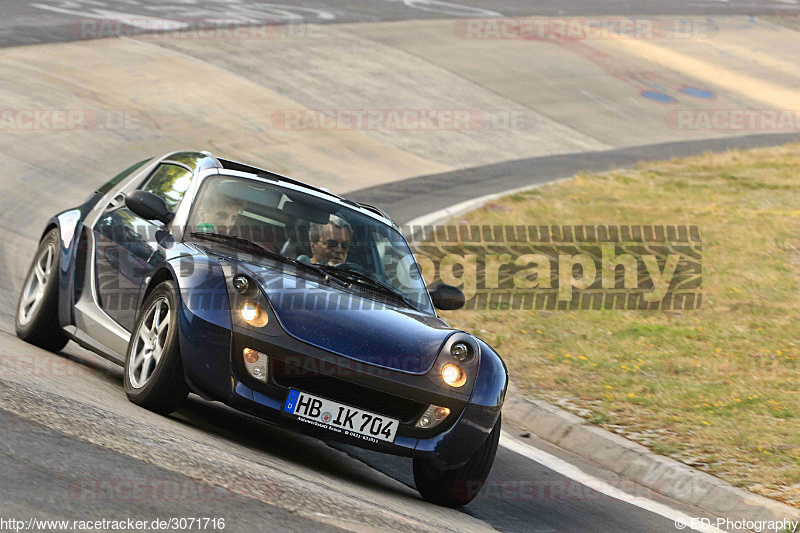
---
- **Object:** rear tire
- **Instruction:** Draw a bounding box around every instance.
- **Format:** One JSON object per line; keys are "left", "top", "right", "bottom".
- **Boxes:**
{"left": 15, "top": 228, "right": 69, "bottom": 352}
{"left": 124, "top": 280, "right": 189, "bottom": 415}
{"left": 413, "top": 414, "right": 501, "bottom": 507}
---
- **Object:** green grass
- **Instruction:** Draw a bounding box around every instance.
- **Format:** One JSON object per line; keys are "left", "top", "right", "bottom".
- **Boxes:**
{"left": 439, "top": 144, "right": 800, "bottom": 507}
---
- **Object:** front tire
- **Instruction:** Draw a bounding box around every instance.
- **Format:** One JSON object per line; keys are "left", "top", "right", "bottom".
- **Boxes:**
{"left": 413, "top": 414, "right": 501, "bottom": 507}
{"left": 124, "top": 280, "right": 189, "bottom": 414}
{"left": 15, "top": 228, "right": 69, "bottom": 352}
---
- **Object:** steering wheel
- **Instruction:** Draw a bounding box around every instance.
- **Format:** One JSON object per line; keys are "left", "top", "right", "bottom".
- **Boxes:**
{"left": 336, "top": 262, "right": 368, "bottom": 275}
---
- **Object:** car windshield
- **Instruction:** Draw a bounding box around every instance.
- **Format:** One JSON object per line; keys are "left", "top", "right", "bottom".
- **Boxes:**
{"left": 185, "top": 175, "right": 433, "bottom": 313}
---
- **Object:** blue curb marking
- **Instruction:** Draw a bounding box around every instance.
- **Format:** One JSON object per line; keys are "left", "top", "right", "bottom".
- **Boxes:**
{"left": 642, "top": 91, "right": 678, "bottom": 103}
{"left": 681, "top": 87, "right": 715, "bottom": 99}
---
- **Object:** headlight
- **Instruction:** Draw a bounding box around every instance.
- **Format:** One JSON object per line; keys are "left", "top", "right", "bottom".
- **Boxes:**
{"left": 241, "top": 303, "right": 258, "bottom": 321}
{"left": 241, "top": 303, "right": 269, "bottom": 327}
{"left": 220, "top": 262, "right": 281, "bottom": 336}
{"left": 450, "top": 342, "right": 472, "bottom": 362}
{"left": 442, "top": 363, "right": 466, "bottom": 387}
{"left": 233, "top": 275, "right": 251, "bottom": 294}
{"left": 427, "top": 333, "right": 480, "bottom": 391}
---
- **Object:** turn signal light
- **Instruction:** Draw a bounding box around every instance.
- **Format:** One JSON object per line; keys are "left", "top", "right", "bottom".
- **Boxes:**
{"left": 416, "top": 405, "right": 451, "bottom": 429}
{"left": 243, "top": 348, "right": 268, "bottom": 382}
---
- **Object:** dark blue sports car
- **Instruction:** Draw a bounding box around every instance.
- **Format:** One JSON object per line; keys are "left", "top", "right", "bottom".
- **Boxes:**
{"left": 15, "top": 151, "right": 508, "bottom": 507}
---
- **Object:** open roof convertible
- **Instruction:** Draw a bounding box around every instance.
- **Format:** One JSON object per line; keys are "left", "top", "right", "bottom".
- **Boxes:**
{"left": 15, "top": 151, "right": 508, "bottom": 507}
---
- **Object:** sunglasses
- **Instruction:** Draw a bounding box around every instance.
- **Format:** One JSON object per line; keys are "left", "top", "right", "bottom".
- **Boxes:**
{"left": 322, "top": 239, "right": 350, "bottom": 250}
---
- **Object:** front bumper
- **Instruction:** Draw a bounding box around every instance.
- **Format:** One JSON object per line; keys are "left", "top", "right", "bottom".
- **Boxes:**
{"left": 229, "top": 379, "right": 498, "bottom": 467}
{"left": 226, "top": 330, "right": 499, "bottom": 466}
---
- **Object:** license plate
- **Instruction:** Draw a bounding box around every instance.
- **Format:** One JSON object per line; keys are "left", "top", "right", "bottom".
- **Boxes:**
{"left": 283, "top": 389, "right": 399, "bottom": 443}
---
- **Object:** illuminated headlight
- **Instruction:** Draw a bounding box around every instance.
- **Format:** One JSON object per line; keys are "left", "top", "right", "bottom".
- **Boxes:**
{"left": 241, "top": 303, "right": 269, "bottom": 327}
{"left": 427, "top": 334, "right": 480, "bottom": 391}
{"left": 442, "top": 363, "right": 467, "bottom": 387}
{"left": 243, "top": 348, "right": 268, "bottom": 382}
{"left": 416, "top": 405, "right": 451, "bottom": 429}
{"left": 221, "top": 263, "right": 277, "bottom": 334}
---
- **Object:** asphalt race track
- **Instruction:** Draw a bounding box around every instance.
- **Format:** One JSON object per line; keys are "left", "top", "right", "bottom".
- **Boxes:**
{"left": 1, "top": 1, "right": 799, "bottom": 532}
{"left": 1, "top": 0, "right": 799, "bottom": 47}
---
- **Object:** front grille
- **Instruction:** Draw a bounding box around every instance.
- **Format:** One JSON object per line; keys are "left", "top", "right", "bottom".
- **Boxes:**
{"left": 271, "top": 359, "right": 427, "bottom": 423}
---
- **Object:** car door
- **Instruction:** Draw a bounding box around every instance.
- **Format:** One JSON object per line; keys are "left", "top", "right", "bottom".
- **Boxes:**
{"left": 94, "top": 162, "right": 194, "bottom": 331}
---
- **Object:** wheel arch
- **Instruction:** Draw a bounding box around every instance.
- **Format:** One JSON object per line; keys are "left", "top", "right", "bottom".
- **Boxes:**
{"left": 40, "top": 222, "right": 58, "bottom": 242}
{"left": 151, "top": 255, "right": 233, "bottom": 402}
{"left": 141, "top": 267, "right": 176, "bottom": 304}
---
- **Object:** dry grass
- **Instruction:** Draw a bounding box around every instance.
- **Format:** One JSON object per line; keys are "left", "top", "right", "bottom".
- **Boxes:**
{"left": 439, "top": 143, "right": 800, "bottom": 506}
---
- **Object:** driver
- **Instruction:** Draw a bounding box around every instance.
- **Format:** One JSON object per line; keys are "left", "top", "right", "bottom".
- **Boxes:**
{"left": 194, "top": 194, "right": 241, "bottom": 235}
{"left": 308, "top": 215, "right": 352, "bottom": 265}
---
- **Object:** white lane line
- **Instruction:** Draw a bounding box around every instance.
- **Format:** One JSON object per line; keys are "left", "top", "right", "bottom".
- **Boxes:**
{"left": 499, "top": 432, "right": 729, "bottom": 533}
{"left": 402, "top": 177, "right": 572, "bottom": 232}
{"left": 30, "top": 5, "right": 190, "bottom": 31}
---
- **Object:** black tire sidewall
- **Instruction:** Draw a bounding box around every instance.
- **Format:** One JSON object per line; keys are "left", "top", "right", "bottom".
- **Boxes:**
{"left": 124, "top": 280, "right": 184, "bottom": 405}
{"left": 413, "top": 414, "right": 502, "bottom": 507}
{"left": 15, "top": 229, "right": 66, "bottom": 349}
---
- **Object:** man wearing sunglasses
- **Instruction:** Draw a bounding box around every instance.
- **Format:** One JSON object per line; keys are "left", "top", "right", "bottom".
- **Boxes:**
{"left": 308, "top": 215, "right": 352, "bottom": 266}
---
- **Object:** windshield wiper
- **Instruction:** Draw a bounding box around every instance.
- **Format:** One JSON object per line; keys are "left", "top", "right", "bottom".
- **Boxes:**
{"left": 190, "top": 232, "right": 348, "bottom": 287}
{"left": 316, "top": 264, "right": 419, "bottom": 311}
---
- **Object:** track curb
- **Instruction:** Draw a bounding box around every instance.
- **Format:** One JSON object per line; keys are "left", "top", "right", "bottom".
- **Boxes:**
{"left": 503, "top": 382, "right": 800, "bottom": 526}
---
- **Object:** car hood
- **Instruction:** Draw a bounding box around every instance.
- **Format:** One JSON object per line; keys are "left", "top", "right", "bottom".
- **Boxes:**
{"left": 244, "top": 263, "right": 454, "bottom": 374}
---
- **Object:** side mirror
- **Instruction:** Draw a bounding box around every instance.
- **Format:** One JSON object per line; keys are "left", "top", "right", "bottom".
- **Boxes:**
{"left": 125, "top": 190, "right": 173, "bottom": 224}
{"left": 429, "top": 283, "right": 466, "bottom": 311}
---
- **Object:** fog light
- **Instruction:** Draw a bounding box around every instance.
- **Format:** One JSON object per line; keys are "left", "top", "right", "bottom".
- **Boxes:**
{"left": 241, "top": 303, "right": 269, "bottom": 327}
{"left": 243, "top": 348, "right": 268, "bottom": 382}
{"left": 442, "top": 363, "right": 466, "bottom": 387}
{"left": 416, "top": 404, "right": 451, "bottom": 429}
